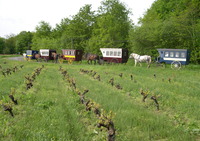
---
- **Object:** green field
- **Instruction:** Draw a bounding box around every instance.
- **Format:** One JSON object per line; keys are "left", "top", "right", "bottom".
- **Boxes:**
{"left": 0, "top": 57, "right": 200, "bottom": 141}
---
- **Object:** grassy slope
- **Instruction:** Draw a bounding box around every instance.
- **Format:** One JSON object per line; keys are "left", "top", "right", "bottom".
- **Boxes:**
{"left": 67, "top": 64, "right": 199, "bottom": 141}
{"left": 0, "top": 58, "right": 200, "bottom": 140}
{"left": 0, "top": 60, "right": 93, "bottom": 141}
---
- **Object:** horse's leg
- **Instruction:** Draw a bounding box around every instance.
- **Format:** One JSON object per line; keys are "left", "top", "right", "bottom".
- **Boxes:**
{"left": 88, "top": 59, "right": 92, "bottom": 64}
{"left": 147, "top": 61, "right": 150, "bottom": 68}
{"left": 134, "top": 60, "right": 137, "bottom": 67}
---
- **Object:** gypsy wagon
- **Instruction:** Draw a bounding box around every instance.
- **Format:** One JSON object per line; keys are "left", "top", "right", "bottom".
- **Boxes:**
{"left": 100, "top": 48, "right": 129, "bottom": 63}
{"left": 25, "top": 50, "right": 39, "bottom": 60}
{"left": 39, "top": 49, "right": 56, "bottom": 61}
{"left": 156, "top": 49, "right": 190, "bottom": 69}
{"left": 61, "top": 49, "right": 83, "bottom": 64}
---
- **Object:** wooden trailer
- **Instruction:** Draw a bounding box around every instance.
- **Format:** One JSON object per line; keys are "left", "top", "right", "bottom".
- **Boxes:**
{"left": 39, "top": 49, "right": 56, "bottom": 61}
{"left": 100, "top": 48, "right": 129, "bottom": 63}
{"left": 61, "top": 49, "right": 83, "bottom": 64}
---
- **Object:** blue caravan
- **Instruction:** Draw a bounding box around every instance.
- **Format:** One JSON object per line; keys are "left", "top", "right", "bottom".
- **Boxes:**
{"left": 157, "top": 49, "right": 190, "bottom": 69}
{"left": 26, "top": 50, "right": 39, "bottom": 59}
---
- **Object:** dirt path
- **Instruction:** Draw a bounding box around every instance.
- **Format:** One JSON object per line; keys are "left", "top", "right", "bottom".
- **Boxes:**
{"left": 8, "top": 56, "right": 24, "bottom": 61}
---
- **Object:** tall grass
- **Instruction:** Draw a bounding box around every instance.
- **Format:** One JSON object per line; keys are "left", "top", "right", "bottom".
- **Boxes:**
{"left": 0, "top": 58, "right": 200, "bottom": 140}
{"left": 67, "top": 64, "right": 198, "bottom": 140}
{"left": 0, "top": 60, "right": 94, "bottom": 140}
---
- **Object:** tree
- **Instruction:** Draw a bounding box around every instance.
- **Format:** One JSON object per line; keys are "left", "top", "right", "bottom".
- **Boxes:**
{"left": 59, "top": 4, "right": 96, "bottom": 51}
{"left": 16, "top": 31, "right": 33, "bottom": 53}
{"left": 34, "top": 21, "right": 52, "bottom": 38}
{"left": 88, "top": 0, "right": 131, "bottom": 54}
{"left": 32, "top": 21, "right": 53, "bottom": 50}
{"left": 0, "top": 37, "right": 5, "bottom": 54}
{"left": 130, "top": 0, "right": 200, "bottom": 63}
{"left": 4, "top": 34, "right": 17, "bottom": 54}
{"left": 53, "top": 18, "right": 71, "bottom": 38}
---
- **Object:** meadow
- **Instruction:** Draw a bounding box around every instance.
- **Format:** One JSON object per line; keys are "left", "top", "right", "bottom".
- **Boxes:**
{"left": 0, "top": 56, "right": 200, "bottom": 141}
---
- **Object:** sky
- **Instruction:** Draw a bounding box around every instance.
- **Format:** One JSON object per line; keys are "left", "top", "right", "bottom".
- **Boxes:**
{"left": 0, "top": 0, "right": 155, "bottom": 38}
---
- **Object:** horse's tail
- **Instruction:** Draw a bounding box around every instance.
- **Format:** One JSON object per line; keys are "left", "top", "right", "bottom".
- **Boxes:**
{"left": 149, "top": 56, "right": 152, "bottom": 64}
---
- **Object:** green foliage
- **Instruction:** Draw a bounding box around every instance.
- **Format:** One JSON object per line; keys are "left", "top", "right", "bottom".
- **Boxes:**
{"left": 131, "top": 0, "right": 200, "bottom": 63}
{"left": 60, "top": 4, "right": 95, "bottom": 51}
{"left": 16, "top": 31, "right": 33, "bottom": 53}
{"left": 0, "top": 58, "right": 200, "bottom": 140}
{"left": 88, "top": 0, "right": 131, "bottom": 54}
{"left": 0, "top": 37, "right": 5, "bottom": 54}
{"left": 2, "top": 0, "right": 200, "bottom": 64}
{"left": 29, "top": 1, "right": 131, "bottom": 54}
{"left": 32, "top": 37, "right": 60, "bottom": 51}
{"left": 4, "top": 34, "right": 17, "bottom": 54}
{"left": 35, "top": 21, "right": 52, "bottom": 38}
{"left": 32, "top": 21, "right": 54, "bottom": 50}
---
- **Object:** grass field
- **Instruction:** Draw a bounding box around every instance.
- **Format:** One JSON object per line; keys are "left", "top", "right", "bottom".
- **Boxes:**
{"left": 0, "top": 57, "right": 200, "bottom": 141}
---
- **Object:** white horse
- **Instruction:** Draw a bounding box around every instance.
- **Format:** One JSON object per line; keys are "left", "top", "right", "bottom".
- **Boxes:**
{"left": 22, "top": 53, "right": 26, "bottom": 58}
{"left": 129, "top": 53, "right": 152, "bottom": 68}
{"left": 22, "top": 53, "right": 27, "bottom": 60}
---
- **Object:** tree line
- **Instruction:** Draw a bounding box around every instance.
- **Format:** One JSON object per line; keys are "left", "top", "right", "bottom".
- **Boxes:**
{"left": 0, "top": 0, "right": 200, "bottom": 64}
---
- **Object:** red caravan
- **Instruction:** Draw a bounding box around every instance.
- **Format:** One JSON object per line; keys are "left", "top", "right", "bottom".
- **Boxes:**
{"left": 61, "top": 49, "right": 83, "bottom": 61}
{"left": 40, "top": 49, "right": 56, "bottom": 61}
{"left": 100, "top": 48, "right": 129, "bottom": 63}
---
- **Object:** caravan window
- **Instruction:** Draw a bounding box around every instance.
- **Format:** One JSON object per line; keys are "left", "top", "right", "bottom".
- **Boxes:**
{"left": 181, "top": 52, "right": 186, "bottom": 58}
{"left": 114, "top": 51, "right": 117, "bottom": 56}
{"left": 175, "top": 52, "right": 179, "bottom": 57}
{"left": 110, "top": 51, "right": 113, "bottom": 56}
{"left": 106, "top": 51, "right": 109, "bottom": 56}
{"left": 26, "top": 50, "right": 32, "bottom": 55}
{"left": 68, "top": 51, "right": 74, "bottom": 55}
{"left": 164, "top": 52, "right": 169, "bottom": 57}
{"left": 170, "top": 52, "right": 174, "bottom": 57}
{"left": 41, "top": 51, "right": 48, "bottom": 55}
{"left": 124, "top": 52, "right": 127, "bottom": 56}
{"left": 118, "top": 51, "right": 121, "bottom": 56}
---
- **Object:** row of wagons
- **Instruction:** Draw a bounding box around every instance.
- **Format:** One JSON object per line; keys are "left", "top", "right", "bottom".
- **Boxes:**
{"left": 25, "top": 48, "right": 129, "bottom": 64}
{"left": 25, "top": 48, "right": 190, "bottom": 69}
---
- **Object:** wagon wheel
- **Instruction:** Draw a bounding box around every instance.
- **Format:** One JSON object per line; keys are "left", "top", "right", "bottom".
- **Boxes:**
{"left": 77, "top": 60, "right": 82, "bottom": 64}
{"left": 58, "top": 58, "right": 64, "bottom": 64}
{"left": 171, "top": 61, "right": 181, "bottom": 70}
{"left": 98, "top": 59, "right": 104, "bottom": 65}
{"left": 110, "top": 59, "right": 119, "bottom": 64}
{"left": 68, "top": 58, "right": 73, "bottom": 64}
{"left": 43, "top": 58, "right": 48, "bottom": 62}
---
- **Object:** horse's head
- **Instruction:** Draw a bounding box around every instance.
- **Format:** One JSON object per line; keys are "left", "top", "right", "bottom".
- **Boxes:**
{"left": 129, "top": 53, "right": 138, "bottom": 59}
{"left": 35, "top": 54, "right": 41, "bottom": 59}
{"left": 51, "top": 52, "right": 57, "bottom": 58}
{"left": 82, "top": 53, "right": 89, "bottom": 60}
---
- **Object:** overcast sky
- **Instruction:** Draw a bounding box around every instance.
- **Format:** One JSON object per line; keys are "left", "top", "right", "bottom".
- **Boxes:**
{"left": 0, "top": 0, "right": 155, "bottom": 38}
